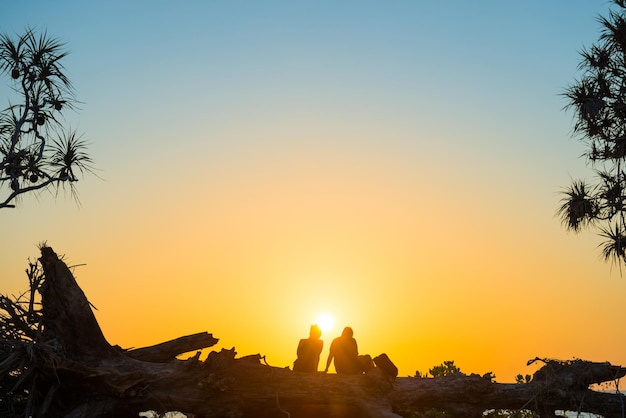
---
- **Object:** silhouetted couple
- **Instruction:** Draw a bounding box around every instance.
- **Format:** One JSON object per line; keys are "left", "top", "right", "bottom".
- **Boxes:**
{"left": 294, "top": 325, "right": 370, "bottom": 374}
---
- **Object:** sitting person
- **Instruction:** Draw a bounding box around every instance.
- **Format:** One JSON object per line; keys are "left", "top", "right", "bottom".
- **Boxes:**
{"left": 293, "top": 324, "right": 323, "bottom": 372}
{"left": 324, "top": 326, "right": 363, "bottom": 374}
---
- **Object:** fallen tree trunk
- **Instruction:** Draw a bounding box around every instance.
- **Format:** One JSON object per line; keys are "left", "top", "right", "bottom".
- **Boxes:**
{"left": 390, "top": 362, "right": 626, "bottom": 418}
{"left": 126, "top": 332, "right": 219, "bottom": 363}
{"left": 2, "top": 246, "right": 625, "bottom": 418}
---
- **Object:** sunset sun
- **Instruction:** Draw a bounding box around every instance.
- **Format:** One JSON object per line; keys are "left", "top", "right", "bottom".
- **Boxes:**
{"left": 315, "top": 313, "right": 335, "bottom": 334}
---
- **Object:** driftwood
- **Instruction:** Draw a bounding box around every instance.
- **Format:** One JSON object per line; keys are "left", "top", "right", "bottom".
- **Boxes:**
{"left": 1, "top": 246, "right": 626, "bottom": 417}
{"left": 126, "top": 332, "right": 219, "bottom": 363}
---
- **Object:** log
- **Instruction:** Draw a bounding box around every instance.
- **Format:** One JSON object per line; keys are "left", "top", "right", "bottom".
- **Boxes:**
{"left": 126, "top": 332, "right": 219, "bottom": 363}
{"left": 3, "top": 246, "right": 626, "bottom": 418}
{"left": 48, "top": 355, "right": 626, "bottom": 418}
{"left": 390, "top": 365, "right": 626, "bottom": 418}
{"left": 38, "top": 246, "right": 118, "bottom": 360}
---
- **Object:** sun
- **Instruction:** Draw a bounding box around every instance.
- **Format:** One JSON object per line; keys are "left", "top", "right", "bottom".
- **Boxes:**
{"left": 315, "top": 313, "right": 335, "bottom": 334}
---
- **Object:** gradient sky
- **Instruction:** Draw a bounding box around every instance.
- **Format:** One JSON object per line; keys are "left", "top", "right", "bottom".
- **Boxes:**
{"left": 1, "top": 1, "right": 622, "bottom": 381}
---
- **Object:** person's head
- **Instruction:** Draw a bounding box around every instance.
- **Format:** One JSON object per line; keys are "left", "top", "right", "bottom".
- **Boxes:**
{"left": 309, "top": 324, "right": 322, "bottom": 339}
{"left": 341, "top": 327, "right": 353, "bottom": 338}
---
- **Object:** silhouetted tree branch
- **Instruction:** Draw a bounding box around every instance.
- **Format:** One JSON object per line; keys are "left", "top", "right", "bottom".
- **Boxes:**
{"left": 558, "top": 1, "right": 626, "bottom": 269}
{"left": 0, "top": 29, "right": 93, "bottom": 209}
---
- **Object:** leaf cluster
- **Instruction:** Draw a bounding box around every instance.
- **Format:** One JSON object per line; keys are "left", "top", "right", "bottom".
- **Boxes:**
{"left": 0, "top": 28, "right": 93, "bottom": 209}
{"left": 559, "top": 1, "right": 626, "bottom": 268}
{"left": 428, "top": 360, "right": 462, "bottom": 378}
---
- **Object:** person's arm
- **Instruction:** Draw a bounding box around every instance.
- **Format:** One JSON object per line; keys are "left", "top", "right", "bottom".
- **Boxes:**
{"left": 324, "top": 343, "right": 334, "bottom": 372}
{"left": 324, "top": 354, "right": 333, "bottom": 372}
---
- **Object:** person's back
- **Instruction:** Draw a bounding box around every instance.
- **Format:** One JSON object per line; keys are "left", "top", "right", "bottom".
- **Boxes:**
{"left": 325, "top": 327, "right": 361, "bottom": 374}
{"left": 293, "top": 325, "right": 323, "bottom": 372}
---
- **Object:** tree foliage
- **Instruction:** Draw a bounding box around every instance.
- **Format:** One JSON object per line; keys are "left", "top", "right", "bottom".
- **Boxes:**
{"left": 557, "top": 1, "right": 626, "bottom": 267}
{"left": 428, "top": 360, "right": 462, "bottom": 378}
{"left": 0, "top": 28, "right": 92, "bottom": 209}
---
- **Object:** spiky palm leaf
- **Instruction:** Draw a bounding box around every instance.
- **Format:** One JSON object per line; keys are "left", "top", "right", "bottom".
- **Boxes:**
{"left": 0, "top": 29, "right": 91, "bottom": 209}
{"left": 599, "top": 9, "right": 626, "bottom": 53}
{"left": 558, "top": 1, "right": 626, "bottom": 269}
{"left": 22, "top": 29, "right": 73, "bottom": 99}
{"left": 49, "top": 130, "right": 93, "bottom": 182}
{"left": 564, "top": 78, "right": 605, "bottom": 126}
{"left": 557, "top": 180, "right": 599, "bottom": 232}
{"left": 599, "top": 223, "right": 626, "bottom": 266}
{"left": 48, "top": 131, "right": 94, "bottom": 204}
{"left": 0, "top": 32, "right": 26, "bottom": 74}
{"left": 597, "top": 170, "right": 625, "bottom": 215}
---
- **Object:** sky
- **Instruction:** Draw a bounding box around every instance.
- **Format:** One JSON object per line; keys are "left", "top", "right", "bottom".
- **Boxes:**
{"left": 0, "top": 1, "right": 623, "bottom": 382}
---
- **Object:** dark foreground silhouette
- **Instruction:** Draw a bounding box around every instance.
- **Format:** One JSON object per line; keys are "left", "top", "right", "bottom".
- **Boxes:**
{"left": 323, "top": 326, "right": 377, "bottom": 375}
{"left": 293, "top": 324, "right": 323, "bottom": 372}
{"left": 1, "top": 246, "right": 625, "bottom": 417}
